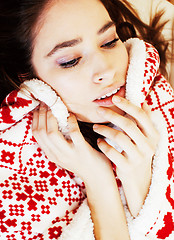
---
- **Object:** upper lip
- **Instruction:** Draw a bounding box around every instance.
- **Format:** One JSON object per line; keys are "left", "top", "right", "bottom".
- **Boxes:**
{"left": 93, "top": 83, "right": 123, "bottom": 101}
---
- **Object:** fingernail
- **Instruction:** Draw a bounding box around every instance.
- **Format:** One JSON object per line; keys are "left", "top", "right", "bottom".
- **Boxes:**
{"left": 93, "top": 124, "right": 99, "bottom": 130}
{"left": 112, "top": 96, "right": 122, "bottom": 103}
{"left": 97, "top": 138, "right": 102, "bottom": 144}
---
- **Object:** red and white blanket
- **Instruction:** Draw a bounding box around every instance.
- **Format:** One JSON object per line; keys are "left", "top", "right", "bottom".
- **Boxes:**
{"left": 0, "top": 38, "right": 174, "bottom": 239}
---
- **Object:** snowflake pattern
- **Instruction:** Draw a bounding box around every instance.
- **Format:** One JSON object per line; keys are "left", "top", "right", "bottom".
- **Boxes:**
{"left": 0, "top": 41, "right": 174, "bottom": 239}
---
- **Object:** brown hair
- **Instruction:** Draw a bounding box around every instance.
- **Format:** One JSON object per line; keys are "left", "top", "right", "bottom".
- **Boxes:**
{"left": 0, "top": 0, "right": 171, "bottom": 150}
{"left": 0, "top": 0, "right": 170, "bottom": 101}
{"left": 102, "top": 0, "right": 169, "bottom": 75}
{"left": 0, "top": 0, "right": 170, "bottom": 103}
{"left": 0, "top": 0, "right": 49, "bottom": 102}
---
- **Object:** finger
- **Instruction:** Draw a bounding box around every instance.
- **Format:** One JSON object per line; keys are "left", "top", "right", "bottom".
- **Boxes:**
{"left": 32, "top": 108, "right": 46, "bottom": 146}
{"left": 33, "top": 105, "right": 69, "bottom": 155}
{"left": 100, "top": 97, "right": 158, "bottom": 142}
{"left": 112, "top": 96, "right": 150, "bottom": 128}
{"left": 47, "top": 109, "right": 59, "bottom": 133}
{"left": 32, "top": 108, "right": 39, "bottom": 131}
{"left": 32, "top": 106, "right": 47, "bottom": 141}
{"left": 97, "top": 138, "right": 126, "bottom": 168}
{"left": 142, "top": 101, "right": 160, "bottom": 144}
{"left": 97, "top": 108, "right": 148, "bottom": 149}
{"left": 68, "top": 113, "right": 85, "bottom": 147}
{"left": 112, "top": 96, "right": 158, "bottom": 139}
{"left": 32, "top": 106, "right": 71, "bottom": 167}
{"left": 32, "top": 112, "right": 56, "bottom": 159}
{"left": 93, "top": 124, "right": 136, "bottom": 156}
{"left": 46, "top": 109, "right": 70, "bottom": 151}
{"left": 142, "top": 101, "right": 152, "bottom": 116}
{"left": 38, "top": 102, "right": 47, "bottom": 132}
{"left": 34, "top": 103, "right": 53, "bottom": 143}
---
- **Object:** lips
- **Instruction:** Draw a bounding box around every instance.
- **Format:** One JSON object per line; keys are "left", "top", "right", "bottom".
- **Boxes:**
{"left": 93, "top": 86, "right": 125, "bottom": 106}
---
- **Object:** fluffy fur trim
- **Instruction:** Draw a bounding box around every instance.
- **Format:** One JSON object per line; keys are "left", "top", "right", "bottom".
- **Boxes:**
{"left": 125, "top": 38, "right": 147, "bottom": 106}
{"left": 21, "top": 79, "right": 69, "bottom": 136}
{"left": 125, "top": 111, "right": 169, "bottom": 239}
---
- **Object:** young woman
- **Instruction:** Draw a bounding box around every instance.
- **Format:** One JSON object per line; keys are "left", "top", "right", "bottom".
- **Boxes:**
{"left": 0, "top": 0, "right": 173, "bottom": 239}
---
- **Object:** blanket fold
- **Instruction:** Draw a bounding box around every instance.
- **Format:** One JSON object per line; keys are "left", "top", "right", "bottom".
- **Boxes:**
{"left": 0, "top": 38, "right": 174, "bottom": 239}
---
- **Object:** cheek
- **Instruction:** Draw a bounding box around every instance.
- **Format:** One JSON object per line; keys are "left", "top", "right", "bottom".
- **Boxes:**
{"left": 33, "top": 62, "right": 87, "bottom": 108}
{"left": 46, "top": 73, "right": 84, "bottom": 106}
{"left": 113, "top": 43, "right": 128, "bottom": 71}
{"left": 121, "top": 47, "right": 129, "bottom": 72}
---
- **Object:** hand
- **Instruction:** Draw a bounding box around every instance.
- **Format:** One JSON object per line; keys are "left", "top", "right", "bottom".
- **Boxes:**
{"left": 32, "top": 103, "right": 112, "bottom": 184}
{"left": 32, "top": 103, "right": 131, "bottom": 239}
{"left": 93, "top": 96, "right": 160, "bottom": 216}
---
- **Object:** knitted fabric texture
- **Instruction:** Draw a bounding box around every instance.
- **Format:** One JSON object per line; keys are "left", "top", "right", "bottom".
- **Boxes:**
{"left": 0, "top": 38, "right": 174, "bottom": 239}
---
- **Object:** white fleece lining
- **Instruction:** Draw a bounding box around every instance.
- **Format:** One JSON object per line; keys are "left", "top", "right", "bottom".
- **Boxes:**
{"left": 125, "top": 38, "right": 147, "bottom": 107}
{"left": 59, "top": 199, "right": 95, "bottom": 240}
{"left": 21, "top": 79, "right": 70, "bottom": 136}
{"left": 126, "top": 111, "right": 169, "bottom": 239}
{"left": 121, "top": 39, "right": 169, "bottom": 237}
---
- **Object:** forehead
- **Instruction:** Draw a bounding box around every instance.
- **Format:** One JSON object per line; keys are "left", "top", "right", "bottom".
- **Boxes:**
{"left": 33, "top": 0, "right": 112, "bottom": 46}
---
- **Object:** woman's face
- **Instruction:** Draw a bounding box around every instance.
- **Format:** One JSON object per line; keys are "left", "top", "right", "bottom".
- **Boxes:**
{"left": 32, "top": 0, "right": 129, "bottom": 123}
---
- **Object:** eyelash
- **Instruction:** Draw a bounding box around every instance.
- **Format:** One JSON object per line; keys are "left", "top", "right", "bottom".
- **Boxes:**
{"left": 59, "top": 57, "right": 82, "bottom": 69}
{"left": 101, "top": 38, "right": 119, "bottom": 48}
{"left": 59, "top": 38, "right": 119, "bottom": 69}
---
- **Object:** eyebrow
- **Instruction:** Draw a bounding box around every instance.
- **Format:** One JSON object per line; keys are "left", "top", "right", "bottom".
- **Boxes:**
{"left": 97, "top": 21, "right": 115, "bottom": 34}
{"left": 46, "top": 21, "right": 115, "bottom": 57}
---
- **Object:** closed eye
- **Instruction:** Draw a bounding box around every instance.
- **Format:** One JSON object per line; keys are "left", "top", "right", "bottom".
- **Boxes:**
{"left": 101, "top": 38, "right": 119, "bottom": 48}
{"left": 58, "top": 38, "right": 119, "bottom": 69}
{"left": 59, "top": 57, "right": 82, "bottom": 68}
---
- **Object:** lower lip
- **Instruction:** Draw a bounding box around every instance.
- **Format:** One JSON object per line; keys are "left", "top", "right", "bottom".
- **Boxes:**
{"left": 93, "top": 86, "right": 125, "bottom": 106}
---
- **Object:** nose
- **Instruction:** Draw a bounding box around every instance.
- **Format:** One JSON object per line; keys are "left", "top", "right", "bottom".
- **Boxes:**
{"left": 91, "top": 52, "right": 115, "bottom": 84}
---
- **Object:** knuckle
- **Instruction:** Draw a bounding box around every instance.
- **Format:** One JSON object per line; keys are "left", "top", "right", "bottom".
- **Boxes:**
{"left": 123, "top": 118, "right": 134, "bottom": 129}
{"left": 136, "top": 106, "right": 147, "bottom": 119}
{"left": 39, "top": 109, "right": 46, "bottom": 116}
{"left": 47, "top": 130, "right": 56, "bottom": 138}
{"left": 107, "top": 109, "right": 116, "bottom": 119}
{"left": 37, "top": 127, "right": 46, "bottom": 136}
{"left": 113, "top": 130, "right": 122, "bottom": 140}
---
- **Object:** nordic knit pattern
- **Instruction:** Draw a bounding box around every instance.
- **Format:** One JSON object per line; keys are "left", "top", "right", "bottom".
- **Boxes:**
{"left": 0, "top": 38, "right": 174, "bottom": 239}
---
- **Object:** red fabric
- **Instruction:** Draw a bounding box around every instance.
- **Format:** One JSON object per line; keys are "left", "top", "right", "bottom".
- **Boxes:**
{"left": 0, "top": 40, "right": 174, "bottom": 239}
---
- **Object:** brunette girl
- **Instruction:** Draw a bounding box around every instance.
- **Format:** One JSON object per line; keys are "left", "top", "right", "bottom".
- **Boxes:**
{"left": 0, "top": 0, "right": 173, "bottom": 239}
